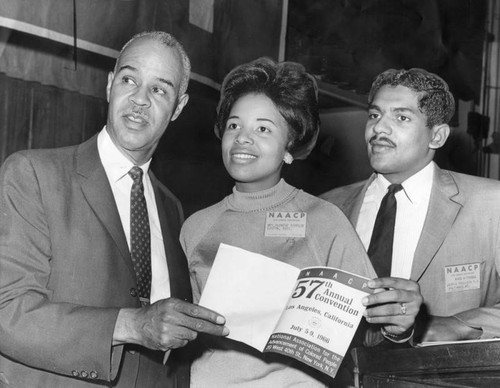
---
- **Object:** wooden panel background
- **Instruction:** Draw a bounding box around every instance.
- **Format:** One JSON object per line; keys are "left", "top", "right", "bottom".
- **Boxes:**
{"left": 0, "top": 72, "right": 106, "bottom": 164}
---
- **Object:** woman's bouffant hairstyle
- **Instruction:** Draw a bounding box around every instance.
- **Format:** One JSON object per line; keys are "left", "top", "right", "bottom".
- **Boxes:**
{"left": 214, "top": 57, "right": 320, "bottom": 160}
{"left": 368, "top": 68, "right": 455, "bottom": 129}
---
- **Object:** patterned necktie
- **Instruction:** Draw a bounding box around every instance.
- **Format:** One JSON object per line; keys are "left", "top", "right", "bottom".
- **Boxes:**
{"left": 128, "top": 166, "right": 151, "bottom": 303}
{"left": 367, "top": 183, "right": 403, "bottom": 278}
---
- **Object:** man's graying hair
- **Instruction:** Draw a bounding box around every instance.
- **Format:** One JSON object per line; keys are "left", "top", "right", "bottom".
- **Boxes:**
{"left": 368, "top": 68, "right": 455, "bottom": 128}
{"left": 116, "top": 31, "right": 191, "bottom": 95}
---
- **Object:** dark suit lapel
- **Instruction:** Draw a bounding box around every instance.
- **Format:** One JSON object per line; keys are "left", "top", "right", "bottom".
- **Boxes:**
{"left": 411, "top": 168, "right": 463, "bottom": 281}
{"left": 150, "top": 174, "right": 192, "bottom": 303}
{"left": 74, "top": 135, "right": 135, "bottom": 276}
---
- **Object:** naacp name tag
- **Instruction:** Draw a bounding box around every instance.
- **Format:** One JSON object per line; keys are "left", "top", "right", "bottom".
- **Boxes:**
{"left": 444, "top": 263, "right": 481, "bottom": 293}
{"left": 264, "top": 211, "right": 307, "bottom": 238}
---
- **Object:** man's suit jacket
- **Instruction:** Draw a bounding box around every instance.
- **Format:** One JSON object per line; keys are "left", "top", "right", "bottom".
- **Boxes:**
{"left": 0, "top": 135, "right": 192, "bottom": 387}
{"left": 321, "top": 166, "right": 500, "bottom": 339}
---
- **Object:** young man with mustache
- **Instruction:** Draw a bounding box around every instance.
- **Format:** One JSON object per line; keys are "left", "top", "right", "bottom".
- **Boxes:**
{"left": 322, "top": 68, "right": 500, "bottom": 344}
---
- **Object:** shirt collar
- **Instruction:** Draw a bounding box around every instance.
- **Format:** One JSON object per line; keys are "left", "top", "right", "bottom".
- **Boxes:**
{"left": 97, "top": 127, "right": 152, "bottom": 182}
{"left": 373, "top": 161, "right": 435, "bottom": 205}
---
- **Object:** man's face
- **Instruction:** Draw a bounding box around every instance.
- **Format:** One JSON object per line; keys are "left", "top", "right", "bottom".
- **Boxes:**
{"left": 106, "top": 37, "right": 188, "bottom": 164}
{"left": 365, "top": 85, "right": 441, "bottom": 183}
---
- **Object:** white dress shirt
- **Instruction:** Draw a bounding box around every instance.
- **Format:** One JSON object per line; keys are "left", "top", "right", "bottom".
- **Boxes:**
{"left": 357, "top": 162, "right": 435, "bottom": 279}
{"left": 97, "top": 127, "right": 170, "bottom": 303}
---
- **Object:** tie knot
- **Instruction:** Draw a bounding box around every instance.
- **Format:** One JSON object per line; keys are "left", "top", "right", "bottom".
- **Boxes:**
{"left": 128, "top": 166, "right": 143, "bottom": 183}
{"left": 387, "top": 183, "right": 403, "bottom": 195}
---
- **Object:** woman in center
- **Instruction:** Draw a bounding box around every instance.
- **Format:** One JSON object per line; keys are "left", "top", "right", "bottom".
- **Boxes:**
{"left": 180, "top": 57, "right": 376, "bottom": 387}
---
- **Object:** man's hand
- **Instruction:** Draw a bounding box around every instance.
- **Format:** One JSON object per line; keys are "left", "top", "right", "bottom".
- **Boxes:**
{"left": 113, "top": 298, "right": 229, "bottom": 351}
{"left": 362, "top": 277, "right": 423, "bottom": 337}
{"left": 420, "top": 315, "right": 482, "bottom": 342}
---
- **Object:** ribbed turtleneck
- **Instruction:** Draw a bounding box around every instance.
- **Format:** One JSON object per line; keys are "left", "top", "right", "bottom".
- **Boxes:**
{"left": 225, "top": 179, "right": 299, "bottom": 212}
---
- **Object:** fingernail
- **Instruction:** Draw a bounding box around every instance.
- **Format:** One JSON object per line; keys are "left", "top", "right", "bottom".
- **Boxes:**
{"left": 367, "top": 280, "right": 376, "bottom": 288}
{"left": 216, "top": 315, "right": 225, "bottom": 324}
{"left": 222, "top": 327, "right": 230, "bottom": 336}
{"left": 362, "top": 296, "right": 368, "bottom": 305}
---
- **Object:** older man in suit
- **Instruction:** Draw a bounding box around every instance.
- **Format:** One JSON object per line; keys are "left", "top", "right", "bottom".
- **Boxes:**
{"left": 0, "top": 31, "right": 228, "bottom": 387}
{"left": 322, "top": 68, "right": 500, "bottom": 343}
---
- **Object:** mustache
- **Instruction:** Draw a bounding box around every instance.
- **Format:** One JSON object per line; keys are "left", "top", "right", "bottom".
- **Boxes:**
{"left": 124, "top": 108, "right": 149, "bottom": 121}
{"left": 369, "top": 135, "right": 395, "bottom": 147}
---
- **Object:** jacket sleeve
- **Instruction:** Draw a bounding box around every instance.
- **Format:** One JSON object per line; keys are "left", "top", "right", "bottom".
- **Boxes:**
{"left": 452, "top": 227, "right": 500, "bottom": 339}
{"left": 0, "top": 152, "right": 121, "bottom": 382}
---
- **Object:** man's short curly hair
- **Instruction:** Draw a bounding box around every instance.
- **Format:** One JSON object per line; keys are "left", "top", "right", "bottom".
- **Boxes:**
{"left": 368, "top": 68, "right": 455, "bottom": 128}
{"left": 214, "top": 57, "right": 320, "bottom": 160}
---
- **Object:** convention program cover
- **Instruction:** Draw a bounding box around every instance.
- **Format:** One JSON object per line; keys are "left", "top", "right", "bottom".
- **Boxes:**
{"left": 199, "top": 243, "right": 372, "bottom": 379}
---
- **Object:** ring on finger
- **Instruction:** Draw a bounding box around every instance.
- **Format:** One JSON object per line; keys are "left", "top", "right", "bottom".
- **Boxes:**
{"left": 400, "top": 303, "right": 407, "bottom": 315}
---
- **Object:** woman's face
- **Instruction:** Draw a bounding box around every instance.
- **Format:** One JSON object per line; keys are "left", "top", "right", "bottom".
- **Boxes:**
{"left": 221, "top": 93, "right": 290, "bottom": 193}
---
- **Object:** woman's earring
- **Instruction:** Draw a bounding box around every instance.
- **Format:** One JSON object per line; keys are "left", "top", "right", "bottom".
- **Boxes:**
{"left": 283, "top": 152, "right": 294, "bottom": 165}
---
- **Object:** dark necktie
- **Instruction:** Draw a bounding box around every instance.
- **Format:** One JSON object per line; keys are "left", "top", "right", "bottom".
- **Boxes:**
{"left": 128, "top": 166, "right": 151, "bottom": 303}
{"left": 367, "top": 184, "right": 403, "bottom": 278}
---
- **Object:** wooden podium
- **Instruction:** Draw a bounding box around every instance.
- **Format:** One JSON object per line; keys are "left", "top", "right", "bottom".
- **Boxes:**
{"left": 352, "top": 339, "right": 500, "bottom": 387}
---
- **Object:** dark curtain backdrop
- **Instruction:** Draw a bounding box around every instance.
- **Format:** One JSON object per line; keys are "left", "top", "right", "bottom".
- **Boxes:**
{"left": 0, "top": 72, "right": 106, "bottom": 165}
{"left": 0, "top": 0, "right": 286, "bottom": 98}
{"left": 287, "top": 0, "right": 488, "bottom": 103}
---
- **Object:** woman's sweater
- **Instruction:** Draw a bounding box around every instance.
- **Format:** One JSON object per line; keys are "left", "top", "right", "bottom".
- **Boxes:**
{"left": 180, "top": 179, "right": 376, "bottom": 388}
